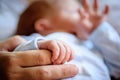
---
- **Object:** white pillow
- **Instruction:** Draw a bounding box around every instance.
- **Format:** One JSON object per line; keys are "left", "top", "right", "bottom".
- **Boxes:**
{"left": 0, "top": 0, "right": 28, "bottom": 40}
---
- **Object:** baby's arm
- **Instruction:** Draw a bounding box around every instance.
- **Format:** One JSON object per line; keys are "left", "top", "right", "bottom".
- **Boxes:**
{"left": 0, "top": 36, "right": 26, "bottom": 51}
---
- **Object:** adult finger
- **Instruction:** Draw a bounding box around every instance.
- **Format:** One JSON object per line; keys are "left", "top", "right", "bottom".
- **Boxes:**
{"left": 22, "top": 64, "right": 78, "bottom": 80}
{"left": 15, "top": 50, "right": 52, "bottom": 67}
{"left": 0, "top": 36, "right": 26, "bottom": 51}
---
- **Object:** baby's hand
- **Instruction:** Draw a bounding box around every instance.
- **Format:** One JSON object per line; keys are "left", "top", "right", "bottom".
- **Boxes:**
{"left": 78, "top": 0, "right": 109, "bottom": 40}
{"left": 37, "top": 40, "right": 74, "bottom": 64}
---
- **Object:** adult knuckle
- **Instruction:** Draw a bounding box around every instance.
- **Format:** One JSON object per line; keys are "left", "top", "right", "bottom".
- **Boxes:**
{"left": 36, "top": 68, "right": 50, "bottom": 80}
{"left": 40, "top": 68, "right": 49, "bottom": 77}
{"left": 61, "top": 67, "right": 68, "bottom": 76}
{"left": 35, "top": 53, "right": 46, "bottom": 65}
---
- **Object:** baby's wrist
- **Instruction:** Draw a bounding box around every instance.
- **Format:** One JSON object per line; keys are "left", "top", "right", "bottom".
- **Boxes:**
{"left": 37, "top": 40, "right": 44, "bottom": 49}
{"left": 35, "top": 39, "right": 45, "bottom": 50}
{"left": 37, "top": 39, "right": 46, "bottom": 49}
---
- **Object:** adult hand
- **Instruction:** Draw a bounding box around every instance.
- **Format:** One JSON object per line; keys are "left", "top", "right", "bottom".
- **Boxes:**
{"left": 0, "top": 50, "right": 78, "bottom": 80}
{"left": 0, "top": 36, "right": 26, "bottom": 51}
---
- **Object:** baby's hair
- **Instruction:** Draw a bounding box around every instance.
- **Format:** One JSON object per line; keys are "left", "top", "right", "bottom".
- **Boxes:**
{"left": 16, "top": 0, "right": 58, "bottom": 35}
{"left": 16, "top": 0, "right": 79, "bottom": 35}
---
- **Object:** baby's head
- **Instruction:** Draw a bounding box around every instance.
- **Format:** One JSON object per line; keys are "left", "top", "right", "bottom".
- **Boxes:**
{"left": 17, "top": 0, "right": 84, "bottom": 38}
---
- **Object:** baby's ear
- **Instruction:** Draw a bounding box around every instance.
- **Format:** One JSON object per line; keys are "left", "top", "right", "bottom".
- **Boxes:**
{"left": 34, "top": 19, "right": 50, "bottom": 33}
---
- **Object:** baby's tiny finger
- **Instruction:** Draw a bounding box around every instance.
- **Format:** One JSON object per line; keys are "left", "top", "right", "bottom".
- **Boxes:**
{"left": 69, "top": 47, "right": 74, "bottom": 61}
{"left": 78, "top": 8, "right": 86, "bottom": 19}
{"left": 49, "top": 40, "right": 59, "bottom": 61}
{"left": 93, "top": 0, "right": 99, "bottom": 12}
{"left": 61, "top": 44, "right": 71, "bottom": 64}
{"left": 54, "top": 41, "right": 66, "bottom": 64}
{"left": 82, "top": 0, "right": 91, "bottom": 12}
{"left": 103, "top": 5, "right": 109, "bottom": 15}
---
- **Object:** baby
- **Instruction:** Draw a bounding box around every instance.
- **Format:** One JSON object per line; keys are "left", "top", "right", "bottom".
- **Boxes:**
{"left": 14, "top": 0, "right": 120, "bottom": 79}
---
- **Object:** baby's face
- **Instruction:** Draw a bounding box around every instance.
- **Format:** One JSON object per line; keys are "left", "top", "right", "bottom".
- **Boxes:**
{"left": 44, "top": 0, "right": 90, "bottom": 39}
